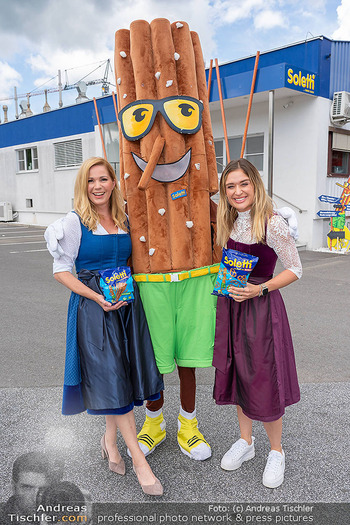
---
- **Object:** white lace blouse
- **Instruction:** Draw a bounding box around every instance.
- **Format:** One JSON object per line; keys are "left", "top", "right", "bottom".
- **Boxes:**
{"left": 46, "top": 211, "right": 128, "bottom": 274}
{"left": 229, "top": 211, "right": 302, "bottom": 279}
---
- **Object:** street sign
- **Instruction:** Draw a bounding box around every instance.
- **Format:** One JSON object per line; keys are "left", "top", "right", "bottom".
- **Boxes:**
{"left": 333, "top": 204, "right": 350, "bottom": 211}
{"left": 317, "top": 210, "right": 340, "bottom": 217}
{"left": 318, "top": 195, "right": 340, "bottom": 204}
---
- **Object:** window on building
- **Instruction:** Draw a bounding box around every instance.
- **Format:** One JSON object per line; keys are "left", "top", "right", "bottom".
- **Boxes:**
{"left": 26, "top": 198, "right": 33, "bottom": 208}
{"left": 228, "top": 137, "right": 242, "bottom": 161}
{"left": 214, "top": 140, "right": 224, "bottom": 173}
{"left": 54, "top": 139, "right": 83, "bottom": 168}
{"left": 328, "top": 130, "right": 350, "bottom": 177}
{"left": 16, "top": 147, "right": 38, "bottom": 171}
{"left": 214, "top": 134, "right": 264, "bottom": 175}
{"left": 245, "top": 135, "right": 264, "bottom": 170}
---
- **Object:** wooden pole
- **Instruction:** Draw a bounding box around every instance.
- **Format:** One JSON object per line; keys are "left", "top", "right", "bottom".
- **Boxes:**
{"left": 93, "top": 97, "right": 107, "bottom": 160}
{"left": 240, "top": 51, "right": 260, "bottom": 158}
{"left": 215, "top": 58, "right": 230, "bottom": 163}
{"left": 207, "top": 58, "right": 213, "bottom": 99}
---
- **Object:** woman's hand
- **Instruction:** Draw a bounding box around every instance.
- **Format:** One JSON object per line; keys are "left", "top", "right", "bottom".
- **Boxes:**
{"left": 228, "top": 283, "right": 260, "bottom": 302}
{"left": 94, "top": 294, "right": 128, "bottom": 312}
{"left": 54, "top": 272, "right": 129, "bottom": 311}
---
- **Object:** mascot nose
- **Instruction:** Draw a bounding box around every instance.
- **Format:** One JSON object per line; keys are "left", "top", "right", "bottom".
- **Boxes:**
{"left": 138, "top": 135, "right": 165, "bottom": 191}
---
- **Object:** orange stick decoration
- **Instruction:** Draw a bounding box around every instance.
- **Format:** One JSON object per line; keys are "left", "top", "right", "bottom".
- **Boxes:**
{"left": 111, "top": 91, "right": 120, "bottom": 130}
{"left": 215, "top": 58, "right": 230, "bottom": 163}
{"left": 111, "top": 90, "right": 127, "bottom": 199}
{"left": 240, "top": 51, "right": 260, "bottom": 158}
{"left": 207, "top": 58, "right": 213, "bottom": 99}
{"left": 93, "top": 97, "right": 107, "bottom": 160}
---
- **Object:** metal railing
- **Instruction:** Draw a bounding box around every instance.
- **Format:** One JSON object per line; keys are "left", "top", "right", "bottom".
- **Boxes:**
{"left": 273, "top": 193, "right": 307, "bottom": 213}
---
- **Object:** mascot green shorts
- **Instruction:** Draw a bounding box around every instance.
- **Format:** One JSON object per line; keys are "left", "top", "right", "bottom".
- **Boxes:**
{"left": 134, "top": 265, "right": 219, "bottom": 374}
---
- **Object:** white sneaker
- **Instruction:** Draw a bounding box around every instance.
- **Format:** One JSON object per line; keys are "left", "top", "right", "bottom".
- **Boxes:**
{"left": 262, "top": 449, "right": 285, "bottom": 488}
{"left": 221, "top": 437, "right": 255, "bottom": 471}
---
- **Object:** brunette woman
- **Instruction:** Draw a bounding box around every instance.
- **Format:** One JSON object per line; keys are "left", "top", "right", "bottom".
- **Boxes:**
{"left": 213, "top": 158, "right": 301, "bottom": 488}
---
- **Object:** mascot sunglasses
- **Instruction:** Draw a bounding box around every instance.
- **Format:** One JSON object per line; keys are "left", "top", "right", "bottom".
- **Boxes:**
{"left": 118, "top": 96, "right": 204, "bottom": 141}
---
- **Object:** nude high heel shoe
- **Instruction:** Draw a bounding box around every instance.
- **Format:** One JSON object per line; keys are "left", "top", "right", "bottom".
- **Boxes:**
{"left": 101, "top": 435, "right": 126, "bottom": 475}
{"left": 133, "top": 465, "right": 163, "bottom": 496}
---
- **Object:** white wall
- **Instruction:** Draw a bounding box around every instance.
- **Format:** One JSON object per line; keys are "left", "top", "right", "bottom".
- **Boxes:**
{"left": 210, "top": 94, "right": 333, "bottom": 249}
{"left": 274, "top": 95, "right": 331, "bottom": 249}
{"left": 0, "top": 131, "right": 96, "bottom": 225}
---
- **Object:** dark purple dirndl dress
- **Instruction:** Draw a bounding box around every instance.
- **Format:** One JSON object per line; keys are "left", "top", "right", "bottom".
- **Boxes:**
{"left": 213, "top": 237, "right": 300, "bottom": 422}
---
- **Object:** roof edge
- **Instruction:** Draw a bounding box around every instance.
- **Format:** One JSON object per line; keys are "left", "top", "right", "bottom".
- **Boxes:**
{"left": 210, "top": 35, "right": 338, "bottom": 69}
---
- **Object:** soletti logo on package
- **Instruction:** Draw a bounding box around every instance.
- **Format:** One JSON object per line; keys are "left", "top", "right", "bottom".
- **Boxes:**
{"left": 224, "top": 255, "right": 253, "bottom": 269}
{"left": 285, "top": 65, "right": 318, "bottom": 95}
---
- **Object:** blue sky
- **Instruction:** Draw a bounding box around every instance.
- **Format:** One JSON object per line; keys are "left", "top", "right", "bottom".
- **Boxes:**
{"left": 0, "top": 0, "right": 349, "bottom": 122}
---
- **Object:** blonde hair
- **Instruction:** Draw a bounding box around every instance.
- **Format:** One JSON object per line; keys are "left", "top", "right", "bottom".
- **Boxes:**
{"left": 74, "top": 157, "right": 127, "bottom": 232}
{"left": 216, "top": 158, "right": 274, "bottom": 247}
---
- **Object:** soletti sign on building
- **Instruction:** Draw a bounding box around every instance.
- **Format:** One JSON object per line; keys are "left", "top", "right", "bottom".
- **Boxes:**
{"left": 285, "top": 65, "right": 318, "bottom": 95}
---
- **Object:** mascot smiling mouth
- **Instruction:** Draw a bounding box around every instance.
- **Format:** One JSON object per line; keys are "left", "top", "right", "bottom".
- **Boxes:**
{"left": 132, "top": 149, "right": 191, "bottom": 184}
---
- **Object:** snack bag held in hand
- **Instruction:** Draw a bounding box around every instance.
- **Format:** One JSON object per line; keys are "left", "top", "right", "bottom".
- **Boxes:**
{"left": 99, "top": 267, "right": 134, "bottom": 304}
{"left": 212, "top": 249, "right": 259, "bottom": 298}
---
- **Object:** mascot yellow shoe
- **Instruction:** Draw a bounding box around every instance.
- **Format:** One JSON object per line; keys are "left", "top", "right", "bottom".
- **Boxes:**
{"left": 132, "top": 409, "right": 166, "bottom": 457}
{"left": 177, "top": 409, "right": 211, "bottom": 461}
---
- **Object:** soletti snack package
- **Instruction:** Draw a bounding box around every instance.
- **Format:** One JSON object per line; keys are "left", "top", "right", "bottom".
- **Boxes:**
{"left": 99, "top": 267, "right": 134, "bottom": 304}
{"left": 212, "top": 248, "right": 259, "bottom": 298}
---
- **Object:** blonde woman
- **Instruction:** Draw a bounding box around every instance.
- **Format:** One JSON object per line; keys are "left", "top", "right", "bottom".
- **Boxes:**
{"left": 45, "top": 157, "right": 163, "bottom": 496}
{"left": 213, "top": 158, "right": 302, "bottom": 488}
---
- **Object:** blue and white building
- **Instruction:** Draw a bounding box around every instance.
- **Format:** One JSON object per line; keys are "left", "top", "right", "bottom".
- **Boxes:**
{"left": 1, "top": 35, "right": 350, "bottom": 249}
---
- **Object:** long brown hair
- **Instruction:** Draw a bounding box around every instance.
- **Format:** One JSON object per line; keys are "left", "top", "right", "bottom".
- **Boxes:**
{"left": 216, "top": 158, "right": 273, "bottom": 246}
{"left": 74, "top": 157, "right": 127, "bottom": 232}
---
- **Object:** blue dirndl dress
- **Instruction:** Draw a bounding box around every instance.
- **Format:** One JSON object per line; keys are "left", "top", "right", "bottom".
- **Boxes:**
{"left": 62, "top": 220, "right": 164, "bottom": 415}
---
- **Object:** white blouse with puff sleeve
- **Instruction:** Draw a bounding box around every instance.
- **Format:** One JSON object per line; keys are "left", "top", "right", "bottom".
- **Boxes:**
{"left": 44, "top": 211, "right": 127, "bottom": 274}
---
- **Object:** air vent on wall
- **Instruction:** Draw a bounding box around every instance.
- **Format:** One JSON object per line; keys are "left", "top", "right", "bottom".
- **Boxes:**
{"left": 0, "top": 202, "right": 13, "bottom": 221}
{"left": 331, "top": 91, "right": 350, "bottom": 126}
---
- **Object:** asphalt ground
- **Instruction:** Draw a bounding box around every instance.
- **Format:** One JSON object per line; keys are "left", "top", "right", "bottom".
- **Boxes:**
{"left": 0, "top": 223, "right": 349, "bottom": 512}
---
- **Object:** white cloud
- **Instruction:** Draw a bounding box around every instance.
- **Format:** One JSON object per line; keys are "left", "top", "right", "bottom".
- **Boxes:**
{"left": 210, "top": 0, "right": 267, "bottom": 24}
{"left": 0, "top": 0, "right": 292, "bottom": 93}
{"left": 33, "top": 76, "right": 59, "bottom": 89}
{"left": 28, "top": 49, "right": 114, "bottom": 86}
{"left": 0, "top": 62, "right": 22, "bottom": 99}
{"left": 296, "top": 10, "right": 313, "bottom": 19}
{"left": 3, "top": 0, "right": 217, "bottom": 90}
{"left": 332, "top": 0, "right": 350, "bottom": 40}
{"left": 254, "top": 9, "right": 286, "bottom": 30}
{"left": 0, "top": 0, "right": 341, "bottom": 110}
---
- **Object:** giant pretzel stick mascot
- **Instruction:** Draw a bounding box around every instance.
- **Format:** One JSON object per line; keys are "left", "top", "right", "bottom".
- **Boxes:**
{"left": 115, "top": 18, "right": 221, "bottom": 460}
